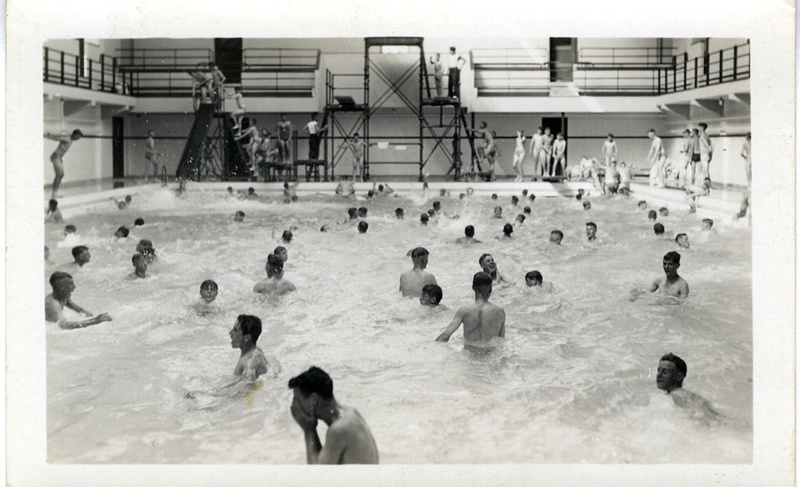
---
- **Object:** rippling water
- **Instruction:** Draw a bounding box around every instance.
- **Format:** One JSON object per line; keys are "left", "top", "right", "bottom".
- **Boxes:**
{"left": 45, "top": 187, "right": 752, "bottom": 463}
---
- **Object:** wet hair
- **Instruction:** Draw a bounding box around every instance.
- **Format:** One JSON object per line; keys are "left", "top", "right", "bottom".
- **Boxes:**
{"left": 235, "top": 210, "right": 246, "bottom": 218}
{"left": 358, "top": 221, "right": 369, "bottom": 233}
{"left": 659, "top": 207, "right": 669, "bottom": 216}
{"left": 511, "top": 196, "right": 519, "bottom": 204}
{"left": 516, "top": 214, "right": 526, "bottom": 223}
{"left": 472, "top": 271, "right": 493, "bottom": 288}
{"left": 582, "top": 201, "right": 591, "bottom": 209}
{"left": 660, "top": 353, "right": 687, "bottom": 384}
{"left": 576, "top": 193, "right": 583, "bottom": 201}
{"left": 648, "top": 128, "right": 656, "bottom": 134}
{"left": 638, "top": 200, "right": 647, "bottom": 207}
{"left": 427, "top": 209, "right": 435, "bottom": 216}
{"left": 395, "top": 208, "right": 404, "bottom": 217}
{"left": 238, "top": 314, "right": 263, "bottom": 344}
{"left": 465, "top": 225, "right": 475, "bottom": 237}
{"left": 439, "top": 189, "right": 446, "bottom": 196}
{"left": 421, "top": 284, "right": 443, "bottom": 305}
{"left": 494, "top": 206, "right": 502, "bottom": 214}
{"left": 248, "top": 187, "right": 255, "bottom": 194}
{"left": 433, "top": 200, "right": 441, "bottom": 209}
{"left": 664, "top": 251, "right": 681, "bottom": 264}
{"left": 71, "top": 245, "right": 88, "bottom": 259}
{"left": 654, "top": 223, "right": 665, "bottom": 235}
{"left": 478, "top": 253, "right": 492, "bottom": 266}
{"left": 266, "top": 253, "right": 284, "bottom": 277}
{"left": 523, "top": 206, "right": 531, "bottom": 214}
{"left": 48, "top": 199, "right": 58, "bottom": 211}
{"left": 522, "top": 189, "right": 528, "bottom": 196}
{"left": 116, "top": 226, "right": 130, "bottom": 238}
{"left": 525, "top": 270, "right": 543, "bottom": 284}
{"left": 320, "top": 225, "right": 329, "bottom": 232}
{"left": 675, "top": 233, "right": 688, "bottom": 242}
{"left": 281, "top": 230, "right": 293, "bottom": 243}
{"left": 358, "top": 207, "right": 368, "bottom": 217}
{"left": 283, "top": 182, "right": 289, "bottom": 189}
{"left": 682, "top": 129, "right": 691, "bottom": 136}
{"left": 702, "top": 218, "right": 714, "bottom": 228}
{"left": 698, "top": 123, "right": 708, "bottom": 130}
{"left": 367, "top": 190, "right": 375, "bottom": 198}
{"left": 648, "top": 210, "right": 657, "bottom": 220}
{"left": 348, "top": 207, "right": 358, "bottom": 218}
{"left": 529, "top": 194, "right": 536, "bottom": 201}
{"left": 227, "top": 186, "right": 233, "bottom": 193}
{"left": 49, "top": 271, "right": 73, "bottom": 287}
{"left": 378, "top": 184, "right": 385, "bottom": 191}
{"left": 586, "top": 222, "right": 597, "bottom": 230}
{"left": 132, "top": 253, "right": 144, "bottom": 266}
{"left": 288, "top": 366, "right": 334, "bottom": 400}
{"left": 64, "top": 224, "right": 77, "bottom": 234}
{"left": 71, "top": 129, "right": 83, "bottom": 138}
{"left": 420, "top": 213, "right": 429, "bottom": 224}
{"left": 491, "top": 194, "right": 498, "bottom": 200}
{"left": 503, "top": 223, "right": 513, "bottom": 236}
{"left": 274, "top": 246, "right": 287, "bottom": 256}
{"left": 411, "top": 247, "right": 429, "bottom": 259}
{"left": 125, "top": 195, "right": 132, "bottom": 203}
{"left": 550, "top": 230, "right": 564, "bottom": 239}
{"left": 200, "top": 279, "right": 218, "bottom": 291}
{"left": 134, "top": 218, "right": 144, "bottom": 226}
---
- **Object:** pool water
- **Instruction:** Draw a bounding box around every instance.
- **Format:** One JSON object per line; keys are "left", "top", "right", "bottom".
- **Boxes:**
{"left": 45, "top": 187, "right": 752, "bottom": 463}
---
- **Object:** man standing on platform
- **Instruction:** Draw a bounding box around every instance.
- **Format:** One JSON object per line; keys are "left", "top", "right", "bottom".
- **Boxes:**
{"left": 303, "top": 112, "right": 326, "bottom": 160}
{"left": 447, "top": 47, "right": 466, "bottom": 100}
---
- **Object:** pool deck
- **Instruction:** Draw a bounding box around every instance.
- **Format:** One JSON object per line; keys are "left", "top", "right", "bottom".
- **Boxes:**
{"left": 46, "top": 176, "right": 746, "bottom": 221}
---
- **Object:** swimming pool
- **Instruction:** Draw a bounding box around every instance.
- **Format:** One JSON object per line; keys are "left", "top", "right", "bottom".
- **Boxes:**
{"left": 45, "top": 186, "right": 752, "bottom": 463}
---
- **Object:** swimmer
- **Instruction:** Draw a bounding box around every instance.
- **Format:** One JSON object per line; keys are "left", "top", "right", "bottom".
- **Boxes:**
{"left": 654, "top": 223, "right": 665, "bottom": 236}
{"left": 638, "top": 200, "right": 647, "bottom": 210}
{"left": 230, "top": 315, "right": 269, "bottom": 381}
{"left": 357, "top": 221, "right": 369, "bottom": 234}
{"left": 493, "top": 206, "right": 503, "bottom": 219}
{"left": 335, "top": 179, "right": 356, "bottom": 197}
{"left": 274, "top": 246, "right": 288, "bottom": 264}
{"left": 253, "top": 254, "right": 297, "bottom": 295}
{"left": 549, "top": 230, "right": 564, "bottom": 245}
{"left": 523, "top": 206, "right": 531, "bottom": 215}
{"left": 227, "top": 186, "right": 234, "bottom": 197}
{"left": 45, "top": 199, "right": 63, "bottom": 223}
{"left": 435, "top": 271, "right": 506, "bottom": 346}
{"left": 400, "top": 247, "right": 438, "bottom": 298}
{"left": 432, "top": 201, "right": 442, "bottom": 214}
{"left": 491, "top": 194, "right": 498, "bottom": 200}
{"left": 582, "top": 201, "right": 591, "bottom": 211}
{"left": 45, "top": 272, "right": 112, "bottom": 329}
{"left": 357, "top": 207, "right": 368, "bottom": 218}
{"left": 511, "top": 130, "right": 527, "bottom": 182}
{"left": 44, "top": 129, "right": 83, "bottom": 199}
{"left": 419, "top": 284, "right": 443, "bottom": 307}
{"left": 521, "top": 189, "right": 529, "bottom": 197}
{"left": 420, "top": 213, "right": 429, "bottom": 226}
{"left": 466, "top": 187, "right": 474, "bottom": 197}
{"left": 501, "top": 223, "right": 513, "bottom": 238}
{"left": 586, "top": 222, "right": 597, "bottom": 241}
{"left": 64, "top": 224, "right": 77, "bottom": 236}
{"left": 659, "top": 207, "right": 669, "bottom": 217}
{"left": 430, "top": 53, "right": 444, "bottom": 97}
{"left": 525, "top": 270, "right": 555, "bottom": 292}
{"left": 136, "top": 239, "right": 157, "bottom": 264}
{"left": 438, "top": 188, "right": 450, "bottom": 198}
{"left": 374, "top": 182, "right": 395, "bottom": 197}
{"left": 516, "top": 214, "right": 526, "bottom": 224}
{"left": 71, "top": 245, "right": 91, "bottom": 267}
{"left": 656, "top": 353, "right": 721, "bottom": 419}
{"left": 234, "top": 211, "right": 246, "bottom": 222}
{"left": 697, "top": 122, "right": 714, "bottom": 183}
{"left": 129, "top": 253, "right": 148, "bottom": 279}
{"left": 281, "top": 230, "right": 293, "bottom": 243}
{"left": 648, "top": 251, "right": 689, "bottom": 298}
{"left": 110, "top": 195, "right": 131, "bottom": 210}
{"left": 648, "top": 210, "right": 657, "bottom": 221}
{"left": 226, "top": 87, "right": 246, "bottom": 137}
{"left": 289, "top": 366, "right": 379, "bottom": 464}
{"left": 200, "top": 279, "right": 218, "bottom": 303}
{"left": 576, "top": 188, "right": 585, "bottom": 201}
{"left": 284, "top": 181, "right": 300, "bottom": 200}
{"left": 740, "top": 132, "right": 751, "bottom": 188}
{"left": 346, "top": 208, "right": 358, "bottom": 222}
{"left": 617, "top": 161, "right": 632, "bottom": 194}
{"left": 479, "top": 253, "right": 508, "bottom": 284}
{"left": 134, "top": 218, "right": 145, "bottom": 226}
{"left": 511, "top": 195, "right": 519, "bottom": 206}
{"left": 339, "top": 133, "right": 374, "bottom": 182}
{"left": 245, "top": 187, "right": 258, "bottom": 199}
{"left": 455, "top": 225, "right": 482, "bottom": 245}
{"left": 701, "top": 219, "right": 714, "bottom": 231}
{"left": 675, "top": 233, "right": 690, "bottom": 249}
{"left": 395, "top": 208, "right": 404, "bottom": 219}
{"left": 276, "top": 114, "right": 294, "bottom": 165}
{"left": 114, "top": 226, "right": 130, "bottom": 239}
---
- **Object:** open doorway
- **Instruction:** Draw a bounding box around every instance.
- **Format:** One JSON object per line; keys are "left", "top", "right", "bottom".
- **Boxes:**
{"left": 549, "top": 38, "right": 576, "bottom": 82}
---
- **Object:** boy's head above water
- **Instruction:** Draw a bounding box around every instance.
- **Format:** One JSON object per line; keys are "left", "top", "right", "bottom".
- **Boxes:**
{"left": 701, "top": 218, "right": 714, "bottom": 231}
{"left": 648, "top": 210, "right": 657, "bottom": 221}
{"left": 200, "top": 279, "right": 219, "bottom": 303}
{"left": 675, "top": 233, "right": 690, "bottom": 249}
{"left": 230, "top": 314, "right": 262, "bottom": 349}
{"left": 419, "top": 284, "right": 443, "bottom": 307}
{"left": 525, "top": 270, "right": 543, "bottom": 286}
{"left": 549, "top": 230, "right": 564, "bottom": 244}
{"left": 654, "top": 223, "right": 665, "bottom": 235}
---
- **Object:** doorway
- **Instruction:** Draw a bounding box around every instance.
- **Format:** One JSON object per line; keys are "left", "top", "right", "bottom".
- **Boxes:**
{"left": 214, "top": 38, "right": 243, "bottom": 85}
{"left": 112, "top": 116, "right": 124, "bottom": 178}
{"left": 549, "top": 38, "right": 577, "bottom": 82}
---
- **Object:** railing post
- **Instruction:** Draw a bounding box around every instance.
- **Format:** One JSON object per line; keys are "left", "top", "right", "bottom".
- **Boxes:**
{"left": 100, "top": 54, "right": 105, "bottom": 91}
{"left": 88, "top": 59, "right": 93, "bottom": 90}
{"left": 719, "top": 50, "right": 723, "bottom": 83}
{"left": 60, "top": 51, "right": 65, "bottom": 84}
{"left": 733, "top": 45, "right": 738, "bottom": 80}
{"left": 683, "top": 53, "right": 687, "bottom": 91}
{"left": 705, "top": 54, "right": 709, "bottom": 86}
{"left": 672, "top": 56, "right": 676, "bottom": 93}
{"left": 693, "top": 58, "right": 698, "bottom": 88}
{"left": 44, "top": 48, "right": 49, "bottom": 82}
{"left": 112, "top": 57, "right": 117, "bottom": 92}
{"left": 656, "top": 69, "right": 661, "bottom": 94}
{"left": 75, "top": 55, "right": 80, "bottom": 87}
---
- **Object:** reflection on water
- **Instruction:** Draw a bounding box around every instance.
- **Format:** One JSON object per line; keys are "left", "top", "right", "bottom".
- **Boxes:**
{"left": 45, "top": 188, "right": 752, "bottom": 463}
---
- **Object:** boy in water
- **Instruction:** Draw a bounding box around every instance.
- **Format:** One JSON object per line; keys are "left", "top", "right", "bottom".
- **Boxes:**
{"left": 648, "top": 251, "right": 689, "bottom": 298}
{"left": 525, "top": 270, "right": 554, "bottom": 292}
{"left": 126, "top": 253, "right": 146, "bottom": 279}
{"left": 71, "top": 245, "right": 91, "bottom": 268}
{"left": 200, "top": 279, "right": 218, "bottom": 303}
{"left": 479, "top": 253, "right": 509, "bottom": 284}
{"left": 648, "top": 210, "right": 657, "bottom": 221}
{"left": 45, "top": 199, "right": 63, "bottom": 223}
{"left": 701, "top": 219, "right": 714, "bottom": 231}
{"left": 253, "top": 254, "right": 297, "bottom": 295}
{"left": 656, "top": 353, "right": 720, "bottom": 420}
{"left": 114, "top": 226, "right": 129, "bottom": 240}
{"left": 234, "top": 211, "right": 246, "bottom": 222}
{"left": 357, "top": 221, "right": 369, "bottom": 234}
{"left": 654, "top": 223, "right": 665, "bottom": 236}
{"left": 395, "top": 208, "right": 404, "bottom": 219}
{"left": 501, "top": 223, "right": 514, "bottom": 238}
{"left": 618, "top": 161, "right": 633, "bottom": 194}
{"left": 586, "top": 222, "right": 597, "bottom": 241}
{"left": 45, "top": 272, "right": 112, "bottom": 329}
{"left": 455, "top": 225, "right": 481, "bottom": 244}
{"left": 289, "top": 366, "right": 380, "bottom": 464}
{"left": 229, "top": 315, "right": 269, "bottom": 380}
{"left": 400, "top": 247, "right": 438, "bottom": 298}
{"left": 675, "top": 233, "right": 690, "bottom": 249}
{"left": 549, "top": 230, "right": 564, "bottom": 245}
{"left": 274, "top": 246, "right": 288, "bottom": 264}
{"left": 136, "top": 239, "right": 157, "bottom": 264}
{"left": 436, "top": 272, "right": 506, "bottom": 348}
{"left": 419, "top": 284, "right": 444, "bottom": 307}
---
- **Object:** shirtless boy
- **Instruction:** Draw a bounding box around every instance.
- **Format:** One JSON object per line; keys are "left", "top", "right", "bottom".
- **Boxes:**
{"left": 455, "top": 225, "right": 481, "bottom": 244}
{"left": 229, "top": 314, "right": 269, "bottom": 381}
{"left": 479, "top": 253, "right": 508, "bottom": 284}
{"left": 420, "top": 284, "right": 444, "bottom": 307}
{"left": 45, "top": 272, "right": 112, "bottom": 329}
{"left": 144, "top": 130, "right": 165, "bottom": 182}
{"left": 45, "top": 129, "right": 83, "bottom": 199}
{"left": 435, "top": 272, "right": 506, "bottom": 348}
{"left": 253, "top": 254, "right": 297, "bottom": 295}
{"left": 647, "top": 251, "right": 689, "bottom": 298}
{"left": 528, "top": 126, "right": 545, "bottom": 180}
{"left": 647, "top": 129, "right": 667, "bottom": 187}
{"left": 289, "top": 366, "right": 379, "bottom": 464}
{"left": 400, "top": 247, "right": 438, "bottom": 298}
{"left": 512, "top": 130, "right": 527, "bottom": 182}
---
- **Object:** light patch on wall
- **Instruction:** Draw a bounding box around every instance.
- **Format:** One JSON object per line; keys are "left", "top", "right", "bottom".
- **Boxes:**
{"left": 381, "top": 46, "right": 409, "bottom": 54}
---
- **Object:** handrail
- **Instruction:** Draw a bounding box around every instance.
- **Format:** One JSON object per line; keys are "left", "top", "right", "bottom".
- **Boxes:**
{"left": 43, "top": 47, "right": 125, "bottom": 94}
{"left": 116, "top": 48, "right": 213, "bottom": 70}
{"left": 579, "top": 46, "right": 677, "bottom": 66}
{"left": 242, "top": 48, "right": 320, "bottom": 71}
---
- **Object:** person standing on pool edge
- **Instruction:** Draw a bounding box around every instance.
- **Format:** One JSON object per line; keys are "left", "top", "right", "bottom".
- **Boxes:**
{"left": 45, "top": 129, "right": 83, "bottom": 199}
{"left": 289, "top": 366, "right": 379, "bottom": 464}
{"left": 436, "top": 271, "right": 506, "bottom": 347}
{"left": 400, "top": 247, "right": 438, "bottom": 298}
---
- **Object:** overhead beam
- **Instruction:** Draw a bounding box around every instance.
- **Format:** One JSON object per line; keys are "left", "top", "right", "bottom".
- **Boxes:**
{"left": 693, "top": 98, "right": 725, "bottom": 117}
{"left": 63, "top": 100, "right": 91, "bottom": 117}
{"left": 663, "top": 103, "right": 691, "bottom": 119}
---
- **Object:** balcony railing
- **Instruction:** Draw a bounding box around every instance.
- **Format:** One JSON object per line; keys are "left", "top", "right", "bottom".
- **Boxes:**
{"left": 579, "top": 46, "right": 677, "bottom": 68}
{"left": 116, "top": 48, "right": 213, "bottom": 71}
{"left": 242, "top": 48, "right": 320, "bottom": 72}
{"left": 43, "top": 47, "right": 126, "bottom": 94}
